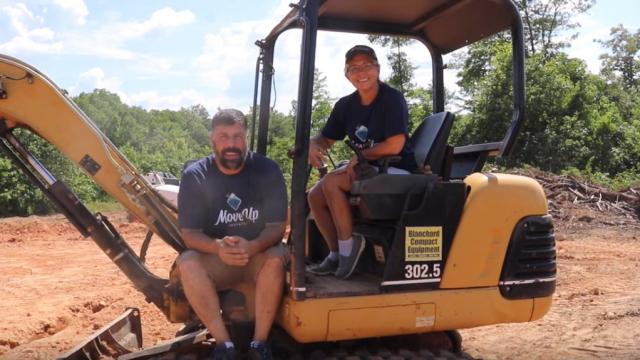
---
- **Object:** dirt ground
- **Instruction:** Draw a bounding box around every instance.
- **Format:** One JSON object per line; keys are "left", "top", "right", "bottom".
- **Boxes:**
{"left": 1, "top": 205, "right": 639, "bottom": 359}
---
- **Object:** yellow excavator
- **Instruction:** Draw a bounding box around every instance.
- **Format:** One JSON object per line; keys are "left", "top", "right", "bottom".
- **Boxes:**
{"left": 0, "top": 0, "right": 556, "bottom": 359}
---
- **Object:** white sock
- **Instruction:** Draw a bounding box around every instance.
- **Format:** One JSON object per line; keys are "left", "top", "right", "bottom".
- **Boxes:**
{"left": 338, "top": 237, "right": 353, "bottom": 256}
{"left": 327, "top": 251, "right": 339, "bottom": 261}
{"left": 224, "top": 341, "right": 235, "bottom": 349}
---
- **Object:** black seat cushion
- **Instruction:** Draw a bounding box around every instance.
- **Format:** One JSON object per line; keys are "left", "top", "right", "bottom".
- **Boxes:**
{"left": 409, "top": 112, "right": 454, "bottom": 174}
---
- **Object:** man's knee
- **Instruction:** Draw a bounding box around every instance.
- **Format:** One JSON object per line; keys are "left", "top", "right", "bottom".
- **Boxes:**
{"left": 260, "top": 255, "right": 285, "bottom": 279}
{"left": 308, "top": 182, "right": 324, "bottom": 207}
{"left": 322, "top": 171, "right": 351, "bottom": 195}
{"left": 176, "top": 249, "right": 205, "bottom": 271}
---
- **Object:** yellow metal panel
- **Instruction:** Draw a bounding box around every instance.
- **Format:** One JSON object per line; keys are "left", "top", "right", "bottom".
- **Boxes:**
{"left": 277, "top": 287, "right": 537, "bottom": 343}
{"left": 531, "top": 296, "right": 553, "bottom": 321}
{"left": 327, "top": 303, "right": 435, "bottom": 340}
{"left": 0, "top": 55, "right": 178, "bottom": 238}
{"left": 441, "top": 173, "right": 548, "bottom": 288}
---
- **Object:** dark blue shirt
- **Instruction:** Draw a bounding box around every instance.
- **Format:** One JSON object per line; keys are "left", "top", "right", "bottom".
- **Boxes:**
{"left": 178, "top": 152, "right": 288, "bottom": 240}
{"left": 322, "top": 82, "right": 416, "bottom": 172}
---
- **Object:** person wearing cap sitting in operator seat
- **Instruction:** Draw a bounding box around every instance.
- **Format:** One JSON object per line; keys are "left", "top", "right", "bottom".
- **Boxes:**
{"left": 307, "top": 45, "right": 417, "bottom": 280}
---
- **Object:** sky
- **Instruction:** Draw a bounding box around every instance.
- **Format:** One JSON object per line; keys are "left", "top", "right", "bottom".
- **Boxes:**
{"left": 1, "top": 0, "right": 638, "bottom": 116}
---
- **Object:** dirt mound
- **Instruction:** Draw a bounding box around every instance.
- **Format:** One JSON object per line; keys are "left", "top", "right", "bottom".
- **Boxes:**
{"left": 512, "top": 169, "right": 640, "bottom": 229}
{"left": 0, "top": 212, "right": 181, "bottom": 359}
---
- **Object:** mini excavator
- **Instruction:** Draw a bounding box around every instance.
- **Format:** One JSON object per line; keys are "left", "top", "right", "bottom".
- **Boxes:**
{"left": 0, "top": 0, "right": 556, "bottom": 359}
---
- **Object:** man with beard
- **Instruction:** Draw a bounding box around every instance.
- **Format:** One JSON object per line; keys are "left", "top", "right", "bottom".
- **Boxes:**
{"left": 176, "top": 108, "right": 288, "bottom": 360}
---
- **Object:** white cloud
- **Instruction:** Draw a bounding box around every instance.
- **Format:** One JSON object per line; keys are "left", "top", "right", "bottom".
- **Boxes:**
{"left": 128, "top": 89, "right": 244, "bottom": 115}
{"left": 51, "top": 7, "right": 192, "bottom": 71}
{"left": 71, "top": 67, "right": 122, "bottom": 95}
{"left": 51, "top": 0, "right": 88, "bottom": 25}
{"left": 188, "top": 0, "right": 299, "bottom": 107}
{"left": 69, "top": 67, "right": 232, "bottom": 114}
{"left": 0, "top": 28, "right": 63, "bottom": 54}
{"left": 117, "top": 7, "right": 195, "bottom": 39}
{"left": 193, "top": 22, "right": 266, "bottom": 89}
{"left": 565, "top": 13, "right": 610, "bottom": 74}
{"left": 2, "top": 3, "right": 34, "bottom": 34}
{"left": 0, "top": 3, "right": 62, "bottom": 54}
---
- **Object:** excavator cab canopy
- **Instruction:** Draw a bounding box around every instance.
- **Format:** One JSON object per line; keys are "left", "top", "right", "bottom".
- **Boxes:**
{"left": 267, "top": 0, "right": 516, "bottom": 54}
{"left": 251, "top": 0, "right": 526, "bottom": 299}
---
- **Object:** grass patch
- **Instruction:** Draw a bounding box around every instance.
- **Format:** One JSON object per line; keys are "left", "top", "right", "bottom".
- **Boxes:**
{"left": 85, "top": 200, "right": 125, "bottom": 213}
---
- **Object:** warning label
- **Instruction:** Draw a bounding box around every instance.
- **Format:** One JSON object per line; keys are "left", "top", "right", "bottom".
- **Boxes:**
{"left": 405, "top": 226, "right": 442, "bottom": 261}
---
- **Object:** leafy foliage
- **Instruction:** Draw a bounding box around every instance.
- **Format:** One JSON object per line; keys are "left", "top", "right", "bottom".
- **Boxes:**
{"left": 1, "top": 90, "right": 211, "bottom": 216}
{"left": 453, "top": 19, "right": 640, "bottom": 182}
{"left": 516, "top": 0, "right": 594, "bottom": 59}
{"left": 2, "top": 11, "right": 640, "bottom": 217}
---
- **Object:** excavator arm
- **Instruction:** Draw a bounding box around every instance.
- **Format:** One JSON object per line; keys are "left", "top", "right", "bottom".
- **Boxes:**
{"left": 0, "top": 54, "right": 185, "bottom": 313}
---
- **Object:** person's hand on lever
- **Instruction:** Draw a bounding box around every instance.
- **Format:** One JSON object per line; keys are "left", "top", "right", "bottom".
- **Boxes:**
{"left": 308, "top": 138, "right": 327, "bottom": 169}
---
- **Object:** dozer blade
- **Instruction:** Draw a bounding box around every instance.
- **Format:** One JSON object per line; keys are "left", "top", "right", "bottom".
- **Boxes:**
{"left": 57, "top": 308, "right": 142, "bottom": 360}
{"left": 118, "top": 328, "right": 212, "bottom": 360}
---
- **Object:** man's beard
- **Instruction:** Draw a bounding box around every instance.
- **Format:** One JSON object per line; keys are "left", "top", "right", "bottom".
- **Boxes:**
{"left": 214, "top": 146, "right": 246, "bottom": 170}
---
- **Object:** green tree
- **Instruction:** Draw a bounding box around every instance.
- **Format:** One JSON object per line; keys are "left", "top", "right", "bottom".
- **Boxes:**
{"left": 597, "top": 25, "right": 640, "bottom": 175}
{"left": 516, "top": 0, "right": 594, "bottom": 59}
{"left": 452, "top": 42, "right": 632, "bottom": 175}
{"left": 366, "top": 36, "right": 434, "bottom": 130}
{"left": 598, "top": 25, "right": 640, "bottom": 90}
{"left": 456, "top": 0, "right": 595, "bottom": 96}
{"left": 368, "top": 36, "right": 416, "bottom": 95}
{"left": 1, "top": 89, "right": 214, "bottom": 216}
{"left": 0, "top": 129, "right": 103, "bottom": 216}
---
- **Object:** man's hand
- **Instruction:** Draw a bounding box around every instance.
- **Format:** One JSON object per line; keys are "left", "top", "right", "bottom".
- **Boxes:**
{"left": 346, "top": 154, "right": 357, "bottom": 178}
{"left": 217, "top": 237, "right": 250, "bottom": 266}
{"left": 308, "top": 139, "right": 327, "bottom": 169}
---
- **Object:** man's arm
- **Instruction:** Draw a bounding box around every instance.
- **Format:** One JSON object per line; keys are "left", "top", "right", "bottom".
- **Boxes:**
{"left": 228, "top": 221, "right": 286, "bottom": 256}
{"left": 361, "top": 133, "right": 406, "bottom": 160}
{"left": 181, "top": 228, "right": 222, "bottom": 254}
{"left": 309, "top": 134, "right": 336, "bottom": 168}
{"left": 181, "top": 228, "right": 250, "bottom": 266}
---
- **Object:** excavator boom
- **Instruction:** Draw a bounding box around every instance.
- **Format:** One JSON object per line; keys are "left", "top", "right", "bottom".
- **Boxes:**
{"left": 0, "top": 54, "right": 183, "bottom": 312}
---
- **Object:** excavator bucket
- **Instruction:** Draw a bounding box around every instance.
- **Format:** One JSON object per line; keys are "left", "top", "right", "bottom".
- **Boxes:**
{"left": 57, "top": 308, "right": 142, "bottom": 360}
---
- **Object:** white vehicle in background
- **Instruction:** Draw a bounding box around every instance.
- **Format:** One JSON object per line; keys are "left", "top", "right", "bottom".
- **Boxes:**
{"left": 144, "top": 171, "right": 180, "bottom": 208}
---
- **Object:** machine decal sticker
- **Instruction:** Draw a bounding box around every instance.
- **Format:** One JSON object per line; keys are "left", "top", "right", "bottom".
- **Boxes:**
{"left": 355, "top": 125, "right": 368, "bottom": 142}
{"left": 415, "top": 315, "right": 435, "bottom": 328}
{"left": 226, "top": 193, "right": 242, "bottom": 210}
{"left": 405, "top": 226, "right": 442, "bottom": 261}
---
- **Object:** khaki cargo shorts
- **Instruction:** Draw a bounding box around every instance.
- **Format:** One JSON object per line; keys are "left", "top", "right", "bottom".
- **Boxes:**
{"left": 177, "top": 242, "right": 288, "bottom": 290}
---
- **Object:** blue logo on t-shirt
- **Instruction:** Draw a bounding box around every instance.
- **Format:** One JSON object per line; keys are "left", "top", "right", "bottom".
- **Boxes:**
{"left": 227, "top": 193, "right": 242, "bottom": 211}
{"left": 355, "top": 125, "right": 368, "bottom": 142}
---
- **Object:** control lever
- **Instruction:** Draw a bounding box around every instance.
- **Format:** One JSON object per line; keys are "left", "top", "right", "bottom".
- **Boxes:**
{"left": 344, "top": 140, "right": 378, "bottom": 180}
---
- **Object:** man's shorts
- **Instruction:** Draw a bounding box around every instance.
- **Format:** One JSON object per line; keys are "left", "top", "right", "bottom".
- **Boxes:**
{"left": 180, "top": 242, "right": 288, "bottom": 290}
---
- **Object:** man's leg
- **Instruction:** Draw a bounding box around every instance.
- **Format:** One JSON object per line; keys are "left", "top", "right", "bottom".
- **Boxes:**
{"left": 321, "top": 170, "right": 366, "bottom": 279}
{"left": 177, "top": 250, "right": 231, "bottom": 342}
{"left": 252, "top": 254, "right": 285, "bottom": 341}
{"left": 321, "top": 170, "right": 354, "bottom": 240}
{"left": 307, "top": 180, "right": 337, "bottom": 251}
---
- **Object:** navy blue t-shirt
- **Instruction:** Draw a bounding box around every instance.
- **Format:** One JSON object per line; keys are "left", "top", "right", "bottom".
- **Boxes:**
{"left": 178, "top": 152, "right": 288, "bottom": 241}
{"left": 322, "top": 82, "right": 416, "bottom": 172}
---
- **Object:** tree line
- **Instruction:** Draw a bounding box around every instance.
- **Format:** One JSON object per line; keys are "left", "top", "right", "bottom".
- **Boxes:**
{"left": 1, "top": 0, "right": 638, "bottom": 217}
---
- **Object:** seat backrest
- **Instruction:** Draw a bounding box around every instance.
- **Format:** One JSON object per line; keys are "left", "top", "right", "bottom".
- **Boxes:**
{"left": 408, "top": 112, "right": 455, "bottom": 174}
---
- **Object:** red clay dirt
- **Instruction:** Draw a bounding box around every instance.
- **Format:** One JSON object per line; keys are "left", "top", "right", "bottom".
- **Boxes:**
{"left": 1, "top": 204, "right": 640, "bottom": 359}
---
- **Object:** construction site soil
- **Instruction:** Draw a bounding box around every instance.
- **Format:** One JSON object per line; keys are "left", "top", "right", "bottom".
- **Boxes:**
{"left": 1, "top": 172, "right": 639, "bottom": 359}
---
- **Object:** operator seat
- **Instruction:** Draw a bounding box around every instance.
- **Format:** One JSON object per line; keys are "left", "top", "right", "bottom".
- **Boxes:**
{"left": 350, "top": 111, "right": 455, "bottom": 220}
{"left": 409, "top": 111, "right": 454, "bottom": 176}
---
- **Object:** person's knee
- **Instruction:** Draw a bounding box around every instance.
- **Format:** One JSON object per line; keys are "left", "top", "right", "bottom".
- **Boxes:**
{"left": 308, "top": 182, "right": 325, "bottom": 208}
{"left": 176, "top": 249, "right": 204, "bottom": 272}
{"left": 261, "top": 255, "right": 285, "bottom": 278}
{"left": 322, "top": 173, "right": 348, "bottom": 195}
